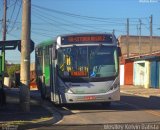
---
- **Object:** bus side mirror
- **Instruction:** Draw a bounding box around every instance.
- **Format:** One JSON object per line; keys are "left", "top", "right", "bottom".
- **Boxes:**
{"left": 118, "top": 47, "right": 122, "bottom": 57}
{"left": 52, "top": 46, "right": 57, "bottom": 60}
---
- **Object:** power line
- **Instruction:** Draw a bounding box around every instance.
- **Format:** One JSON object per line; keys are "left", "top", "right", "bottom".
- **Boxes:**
{"left": 32, "top": 4, "right": 127, "bottom": 24}
{"left": 7, "top": 33, "right": 20, "bottom": 39}
{"left": 9, "top": 0, "right": 18, "bottom": 23}
{"left": 8, "top": 0, "right": 22, "bottom": 33}
{"left": 32, "top": 4, "right": 149, "bottom": 22}
{"left": 31, "top": 30, "right": 54, "bottom": 38}
{"left": 6, "top": 4, "right": 152, "bottom": 37}
{"left": 31, "top": 5, "right": 154, "bottom": 37}
{"left": 32, "top": 7, "right": 127, "bottom": 33}
{"left": 32, "top": 10, "right": 76, "bottom": 33}
{"left": 33, "top": 7, "right": 125, "bottom": 26}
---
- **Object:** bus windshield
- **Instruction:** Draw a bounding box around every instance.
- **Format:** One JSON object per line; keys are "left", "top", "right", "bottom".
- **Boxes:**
{"left": 57, "top": 45, "right": 118, "bottom": 79}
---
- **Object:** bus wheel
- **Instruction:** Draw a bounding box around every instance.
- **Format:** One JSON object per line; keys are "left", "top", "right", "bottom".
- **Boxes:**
{"left": 40, "top": 88, "right": 46, "bottom": 99}
{"left": 38, "top": 81, "right": 46, "bottom": 99}
{"left": 54, "top": 103, "right": 64, "bottom": 107}
{"left": 101, "top": 102, "right": 111, "bottom": 108}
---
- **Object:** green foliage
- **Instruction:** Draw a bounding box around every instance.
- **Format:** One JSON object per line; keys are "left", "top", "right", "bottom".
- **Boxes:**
{"left": 6, "top": 64, "right": 20, "bottom": 78}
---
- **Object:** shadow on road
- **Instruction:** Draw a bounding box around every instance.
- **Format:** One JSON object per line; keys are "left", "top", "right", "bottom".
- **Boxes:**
{"left": 55, "top": 94, "right": 160, "bottom": 116}
{"left": 120, "top": 94, "right": 160, "bottom": 110}
{"left": 0, "top": 89, "right": 59, "bottom": 130}
{"left": 1, "top": 89, "right": 160, "bottom": 129}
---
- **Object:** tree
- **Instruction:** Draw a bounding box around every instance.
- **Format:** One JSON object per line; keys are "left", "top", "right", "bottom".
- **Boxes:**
{"left": 6, "top": 64, "right": 20, "bottom": 78}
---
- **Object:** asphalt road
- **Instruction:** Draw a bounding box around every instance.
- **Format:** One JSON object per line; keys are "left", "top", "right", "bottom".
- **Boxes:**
{"left": 35, "top": 93, "right": 160, "bottom": 130}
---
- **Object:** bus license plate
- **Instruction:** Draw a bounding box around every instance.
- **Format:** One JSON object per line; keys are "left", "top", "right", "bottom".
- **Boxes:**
{"left": 84, "top": 96, "right": 96, "bottom": 100}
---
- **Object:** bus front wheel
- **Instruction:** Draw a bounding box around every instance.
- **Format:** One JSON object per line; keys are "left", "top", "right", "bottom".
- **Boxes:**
{"left": 38, "top": 80, "right": 46, "bottom": 99}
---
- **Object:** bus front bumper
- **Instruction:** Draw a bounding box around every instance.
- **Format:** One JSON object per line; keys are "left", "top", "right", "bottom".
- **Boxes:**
{"left": 64, "top": 87, "right": 120, "bottom": 103}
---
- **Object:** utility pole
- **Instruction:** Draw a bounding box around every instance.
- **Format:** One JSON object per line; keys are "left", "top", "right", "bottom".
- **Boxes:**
{"left": 112, "top": 29, "right": 115, "bottom": 35}
{"left": 150, "top": 15, "right": 153, "bottom": 54}
{"left": 139, "top": 19, "right": 142, "bottom": 56}
{"left": 2, "top": 0, "right": 7, "bottom": 72}
{"left": 137, "top": 24, "right": 139, "bottom": 36}
{"left": 126, "top": 18, "right": 129, "bottom": 58}
{"left": 20, "top": 0, "right": 31, "bottom": 112}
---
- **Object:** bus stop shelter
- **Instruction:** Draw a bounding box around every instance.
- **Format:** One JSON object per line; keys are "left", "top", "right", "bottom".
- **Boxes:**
{"left": 0, "top": 40, "right": 34, "bottom": 106}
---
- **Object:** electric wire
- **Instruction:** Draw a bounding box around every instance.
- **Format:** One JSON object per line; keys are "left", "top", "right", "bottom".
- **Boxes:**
{"left": 8, "top": 0, "right": 22, "bottom": 33}
{"left": 32, "top": 4, "right": 148, "bottom": 23}
{"left": 32, "top": 7, "right": 125, "bottom": 33}
{"left": 9, "top": 0, "right": 18, "bottom": 24}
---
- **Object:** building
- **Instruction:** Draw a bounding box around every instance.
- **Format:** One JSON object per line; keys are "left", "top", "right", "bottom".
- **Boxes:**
{"left": 119, "top": 35, "right": 160, "bottom": 89}
{"left": 118, "top": 35, "right": 160, "bottom": 57}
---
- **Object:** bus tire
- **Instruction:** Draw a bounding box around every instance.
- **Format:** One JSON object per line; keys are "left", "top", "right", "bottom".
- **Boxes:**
{"left": 40, "top": 88, "right": 46, "bottom": 99}
{"left": 54, "top": 103, "right": 64, "bottom": 107}
{"left": 38, "top": 80, "right": 46, "bottom": 99}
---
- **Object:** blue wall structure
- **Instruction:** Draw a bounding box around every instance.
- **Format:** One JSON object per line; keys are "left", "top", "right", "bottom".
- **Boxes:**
{"left": 124, "top": 55, "right": 160, "bottom": 89}
{"left": 150, "top": 60, "right": 160, "bottom": 88}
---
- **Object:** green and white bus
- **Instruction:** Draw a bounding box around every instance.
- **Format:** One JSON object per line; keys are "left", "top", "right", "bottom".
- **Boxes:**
{"left": 35, "top": 33, "right": 121, "bottom": 105}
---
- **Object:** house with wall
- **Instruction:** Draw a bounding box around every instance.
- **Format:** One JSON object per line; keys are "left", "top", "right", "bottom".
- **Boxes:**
{"left": 119, "top": 35, "right": 160, "bottom": 89}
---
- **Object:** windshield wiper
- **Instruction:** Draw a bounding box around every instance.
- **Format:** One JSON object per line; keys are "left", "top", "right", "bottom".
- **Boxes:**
{"left": 90, "top": 44, "right": 103, "bottom": 58}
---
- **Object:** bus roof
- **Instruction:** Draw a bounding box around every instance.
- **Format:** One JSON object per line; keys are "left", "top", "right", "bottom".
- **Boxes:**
{"left": 36, "top": 39, "right": 56, "bottom": 49}
{"left": 58, "top": 32, "right": 115, "bottom": 37}
{"left": 36, "top": 33, "right": 116, "bottom": 48}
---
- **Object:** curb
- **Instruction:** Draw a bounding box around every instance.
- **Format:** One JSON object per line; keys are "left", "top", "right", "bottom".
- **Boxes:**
{"left": 1, "top": 89, "right": 63, "bottom": 129}
{"left": 39, "top": 99, "right": 63, "bottom": 125}
{"left": 18, "top": 98, "right": 63, "bottom": 129}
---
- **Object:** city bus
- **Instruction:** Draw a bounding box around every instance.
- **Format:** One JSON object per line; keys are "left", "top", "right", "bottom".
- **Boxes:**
{"left": 35, "top": 33, "right": 121, "bottom": 106}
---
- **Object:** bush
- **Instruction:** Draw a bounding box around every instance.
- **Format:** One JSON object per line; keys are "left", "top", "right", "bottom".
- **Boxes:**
{"left": 6, "top": 64, "right": 20, "bottom": 78}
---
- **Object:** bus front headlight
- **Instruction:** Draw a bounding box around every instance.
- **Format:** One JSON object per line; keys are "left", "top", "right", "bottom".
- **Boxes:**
{"left": 67, "top": 89, "right": 73, "bottom": 94}
{"left": 111, "top": 83, "right": 119, "bottom": 90}
{"left": 65, "top": 88, "right": 73, "bottom": 94}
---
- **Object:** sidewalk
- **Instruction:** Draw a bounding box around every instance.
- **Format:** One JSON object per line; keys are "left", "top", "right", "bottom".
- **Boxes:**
{"left": 120, "top": 85, "right": 160, "bottom": 98}
{"left": 0, "top": 88, "right": 62, "bottom": 130}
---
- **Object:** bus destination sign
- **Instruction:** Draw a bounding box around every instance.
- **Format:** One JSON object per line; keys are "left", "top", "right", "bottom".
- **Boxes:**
{"left": 68, "top": 35, "right": 105, "bottom": 42}
{"left": 61, "top": 34, "right": 113, "bottom": 44}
